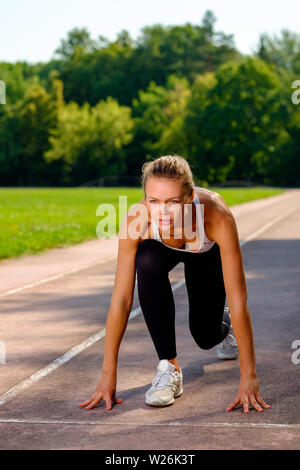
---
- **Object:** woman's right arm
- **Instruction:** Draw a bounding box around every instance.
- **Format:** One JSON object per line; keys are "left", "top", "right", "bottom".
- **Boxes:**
{"left": 78, "top": 210, "right": 143, "bottom": 411}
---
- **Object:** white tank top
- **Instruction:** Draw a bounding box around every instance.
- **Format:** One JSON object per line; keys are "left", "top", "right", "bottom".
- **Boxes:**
{"left": 151, "top": 190, "right": 216, "bottom": 254}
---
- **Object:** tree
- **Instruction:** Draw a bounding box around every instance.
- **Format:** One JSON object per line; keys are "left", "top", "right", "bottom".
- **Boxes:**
{"left": 255, "top": 29, "right": 300, "bottom": 74}
{"left": 54, "top": 19, "right": 239, "bottom": 108}
{"left": 201, "top": 9, "right": 217, "bottom": 43}
{"left": 0, "top": 77, "right": 63, "bottom": 186}
{"left": 55, "top": 27, "right": 97, "bottom": 60}
{"left": 183, "top": 57, "right": 290, "bottom": 184}
{"left": 44, "top": 97, "right": 134, "bottom": 185}
{"left": 126, "top": 74, "right": 191, "bottom": 175}
{"left": 0, "top": 62, "right": 40, "bottom": 103}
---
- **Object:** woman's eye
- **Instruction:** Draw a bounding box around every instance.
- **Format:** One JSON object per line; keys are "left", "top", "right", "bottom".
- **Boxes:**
{"left": 149, "top": 200, "right": 179, "bottom": 204}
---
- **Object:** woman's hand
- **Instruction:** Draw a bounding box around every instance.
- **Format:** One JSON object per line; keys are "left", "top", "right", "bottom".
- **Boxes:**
{"left": 78, "top": 371, "right": 123, "bottom": 411}
{"left": 226, "top": 374, "right": 271, "bottom": 413}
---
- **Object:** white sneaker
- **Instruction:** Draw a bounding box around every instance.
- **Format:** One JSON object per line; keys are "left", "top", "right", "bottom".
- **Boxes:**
{"left": 145, "top": 359, "right": 183, "bottom": 407}
{"left": 216, "top": 307, "right": 238, "bottom": 360}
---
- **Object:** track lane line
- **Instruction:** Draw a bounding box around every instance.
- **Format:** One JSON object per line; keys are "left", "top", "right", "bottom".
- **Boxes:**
{"left": 0, "top": 256, "right": 117, "bottom": 299}
{"left": 0, "top": 419, "right": 299, "bottom": 430}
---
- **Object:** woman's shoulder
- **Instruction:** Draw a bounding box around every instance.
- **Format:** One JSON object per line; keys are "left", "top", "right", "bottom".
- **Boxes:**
{"left": 195, "top": 186, "right": 230, "bottom": 214}
{"left": 195, "top": 187, "right": 233, "bottom": 240}
{"left": 195, "top": 186, "right": 219, "bottom": 216}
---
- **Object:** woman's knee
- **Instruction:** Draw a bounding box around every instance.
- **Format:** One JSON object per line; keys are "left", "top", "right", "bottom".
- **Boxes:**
{"left": 189, "top": 314, "right": 223, "bottom": 350}
{"left": 190, "top": 332, "right": 217, "bottom": 350}
{"left": 135, "top": 240, "right": 166, "bottom": 275}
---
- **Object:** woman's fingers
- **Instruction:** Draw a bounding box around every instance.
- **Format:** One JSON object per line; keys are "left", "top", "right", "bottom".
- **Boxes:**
{"left": 85, "top": 396, "right": 102, "bottom": 410}
{"left": 79, "top": 393, "right": 123, "bottom": 411}
{"left": 256, "top": 393, "right": 271, "bottom": 409}
{"left": 243, "top": 401, "right": 249, "bottom": 413}
{"left": 113, "top": 396, "right": 123, "bottom": 404}
{"left": 83, "top": 395, "right": 119, "bottom": 410}
{"left": 78, "top": 397, "right": 94, "bottom": 407}
{"left": 107, "top": 395, "right": 123, "bottom": 410}
{"left": 249, "top": 395, "right": 263, "bottom": 412}
{"left": 106, "top": 400, "right": 113, "bottom": 410}
{"left": 227, "top": 393, "right": 271, "bottom": 413}
{"left": 82, "top": 392, "right": 103, "bottom": 410}
{"left": 226, "top": 397, "right": 240, "bottom": 411}
{"left": 227, "top": 397, "right": 251, "bottom": 413}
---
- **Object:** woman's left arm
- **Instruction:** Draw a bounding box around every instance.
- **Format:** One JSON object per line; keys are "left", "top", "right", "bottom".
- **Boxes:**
{"left": 209, "top": 196, "right": 271, "bottom": 413}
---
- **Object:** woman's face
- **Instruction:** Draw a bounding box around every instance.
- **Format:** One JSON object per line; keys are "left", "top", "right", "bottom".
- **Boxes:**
{"left": 145, "top": 177, "right": 194, "bottom": 236}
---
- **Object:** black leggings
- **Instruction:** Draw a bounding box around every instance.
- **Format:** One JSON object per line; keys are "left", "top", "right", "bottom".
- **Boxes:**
{"left": 135, "top": 239, "right": 230, "bottom": 360}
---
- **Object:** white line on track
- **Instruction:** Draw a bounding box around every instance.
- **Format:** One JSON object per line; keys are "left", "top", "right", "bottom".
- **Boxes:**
{"left": 0, "top": 419, "right": 299, "bottom": 430}
{"left": 0, "top": 256, "right": 117, "bottom": 298}
{"left": 239, "top": 203, "right": 300, "bottom": 246}
{"left": 0, "top": 200, "right": 299, "bottom": 408}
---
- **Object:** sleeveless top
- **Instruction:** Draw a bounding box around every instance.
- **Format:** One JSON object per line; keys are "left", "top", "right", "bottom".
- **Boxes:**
{"left": 151, "top": 190, "right": 216, "bottom": 254}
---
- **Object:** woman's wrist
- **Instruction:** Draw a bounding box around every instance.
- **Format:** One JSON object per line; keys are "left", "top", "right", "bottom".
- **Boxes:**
{"left": 240, "top": 368, "right": 257, "bottom": 379}
{"left": 239, "top": 355, "right": 257, "bottom": 378}
{"left": 102, "top": 365, "right": 117, "bottom": 376}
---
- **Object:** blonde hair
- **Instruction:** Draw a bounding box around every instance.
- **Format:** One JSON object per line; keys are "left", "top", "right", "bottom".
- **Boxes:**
{"left": 141, "top": 155, "right": 196, "bottom": 198}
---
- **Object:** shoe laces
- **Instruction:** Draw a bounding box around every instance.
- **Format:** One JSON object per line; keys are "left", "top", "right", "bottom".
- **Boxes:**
{"left": 152, "top": 370, "right": 178, "bottom": 390}
{"left": 221, "top": 326, "right": 237, "bottom": 349}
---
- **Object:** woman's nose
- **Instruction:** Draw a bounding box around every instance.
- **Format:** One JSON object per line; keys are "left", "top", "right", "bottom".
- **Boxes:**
{"left": 160, "top": 204, "right": 169, "bottom": 214}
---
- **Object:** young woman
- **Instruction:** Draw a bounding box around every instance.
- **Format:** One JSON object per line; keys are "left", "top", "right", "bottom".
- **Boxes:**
{"left": 79, "top": 155, "right": 271, "bottom": 413}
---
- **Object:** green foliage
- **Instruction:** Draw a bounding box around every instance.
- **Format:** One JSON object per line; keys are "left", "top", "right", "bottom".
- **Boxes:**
{"left": 0, "top": 62, "right": 40, "bottom": 102}
{"left": 183, "top": 57, "right": 292, "bottom": 184}
{"left": 131, "top": 74, "right": 191, "bottom": 159}
{"left": 0, "top": 76, "right": 63, "bottom": 186}
{"left": 55, "top": 27, "right": 98, "bottom": 60}
{"left": 44, "top": 97, "right": 134, "bottom": 185}
{"left": 255, "top": 29, "right": 300, "bottom": 74}
{"left": 53, "top": 11, "right": 239, "bottom": 108}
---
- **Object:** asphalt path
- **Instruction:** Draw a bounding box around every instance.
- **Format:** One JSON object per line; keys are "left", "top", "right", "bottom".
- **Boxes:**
{"left": 0, "top": 189, "right": 299, "bottom": 450}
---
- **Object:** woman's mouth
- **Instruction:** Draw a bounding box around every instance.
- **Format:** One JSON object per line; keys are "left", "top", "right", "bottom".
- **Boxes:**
{"left": 159, "top": 218, "right": 171, "bottom": 225}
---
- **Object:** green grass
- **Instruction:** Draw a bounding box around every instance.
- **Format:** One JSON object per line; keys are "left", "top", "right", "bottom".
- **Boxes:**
{"left": 209, "top": 186, "right": 285, "bottom": 206}
{"left": 0, "top": 186, "right": 285, "bottom": 261}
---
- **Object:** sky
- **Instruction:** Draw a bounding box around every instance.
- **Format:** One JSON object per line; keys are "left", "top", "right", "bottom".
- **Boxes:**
{"left": 1, "top": 0, "right": 299, "bottom": 64}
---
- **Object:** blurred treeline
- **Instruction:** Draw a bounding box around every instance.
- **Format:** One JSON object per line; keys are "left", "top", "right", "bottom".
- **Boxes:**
{"left": 0, "top": 10, "right": 299, "bottom": 187}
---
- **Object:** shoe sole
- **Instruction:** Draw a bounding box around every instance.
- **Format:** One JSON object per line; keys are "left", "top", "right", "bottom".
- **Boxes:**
{"left": 217, "top": 353, "right": 238, "bottom": 360}
{"left": 145, "top": 386, "right": 183, "bottom": 407}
